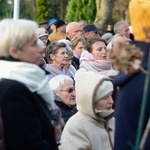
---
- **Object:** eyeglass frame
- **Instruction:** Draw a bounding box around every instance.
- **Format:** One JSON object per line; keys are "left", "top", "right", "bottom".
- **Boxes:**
{"left": 59, "top": 87, "right": 75, "bottom": 93}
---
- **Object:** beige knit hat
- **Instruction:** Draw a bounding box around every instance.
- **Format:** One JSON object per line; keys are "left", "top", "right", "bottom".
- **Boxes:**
{"left": 129, "top": 0, "right": 150, "bottom": 42}
{"left": 94, "top": 80, "right": 113, "bottom": 102}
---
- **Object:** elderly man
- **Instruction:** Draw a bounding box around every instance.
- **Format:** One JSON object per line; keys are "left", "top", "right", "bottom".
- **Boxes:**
{"left": 66, "top": 22, "right": 82, "bottom": 40}
{"left": 113, "top": 21, "right": 130, "bottom": 39}
{"left": 83, "top": 24, "right": 102, "bottom": 39}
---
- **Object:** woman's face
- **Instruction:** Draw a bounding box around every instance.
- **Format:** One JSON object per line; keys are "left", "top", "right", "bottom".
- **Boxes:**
{"left": 56, "top": 81, "right": 76, "bottom": 107}
{"left": 15, "top": 34, "right": 42, "bottom": 64}
{"left": 94, "top": 92, "right": 113, "bottom": 111}
{"left": 73, "top": 41, "right": 85, "bottom": 57}
{"left": 51, "top": 47, "right": 69, "bottom": 67}
{"left": 91, "top": 41, "right": 107, "bottom": 60}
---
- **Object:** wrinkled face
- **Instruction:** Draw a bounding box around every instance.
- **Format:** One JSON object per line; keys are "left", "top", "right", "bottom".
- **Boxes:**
{"left": 16, "top": 34, "right": 42, "bottom": 64}
{"left": 120, "top": 24, "right": 130, "bottom": 39}
{"left": 73, "top": 41, "right": 85, "bottom": 56}
{"left": 94, "top": 92, "right": 113, "bottom": 111}
{"left": 51, "top": 47, "right": 69, "bottom": 67}
{"left": 56, "top": 81, "right": 76, "bottom": 107}
{"left": 91, "top": 41, "right": 107, "bottom": 60}
{"left": 67, "top": 25, "right": 82, "bottom": 40}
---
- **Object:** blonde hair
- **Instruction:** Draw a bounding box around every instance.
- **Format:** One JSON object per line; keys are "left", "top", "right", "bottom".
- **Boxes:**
{"left": 0, "top": 19, "right": 38, "bottom": 57}
{"left": 71, "top": 35, "right": 86, "bottom": 49}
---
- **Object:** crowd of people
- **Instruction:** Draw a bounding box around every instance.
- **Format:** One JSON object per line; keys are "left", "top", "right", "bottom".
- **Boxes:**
{"left": 0, "top": 0, "right": 150, "bottom": 149}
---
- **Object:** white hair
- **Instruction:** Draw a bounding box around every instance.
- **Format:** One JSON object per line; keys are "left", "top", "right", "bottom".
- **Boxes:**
{"left": 114, "top": 21, "right": 129, "bottom": 34}
{"left": 50, "top": 75, "right": 73, "bottom": 92}
{"left": 66, "top": 22, "right": 79, "bottom": 33}
{"left": 0, "top": 18, "right": 38, "bottom": 57}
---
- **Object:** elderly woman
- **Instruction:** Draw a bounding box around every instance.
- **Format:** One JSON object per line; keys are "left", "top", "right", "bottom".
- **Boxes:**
{"left": 59, "top": 72, "right": 115, "bottom": 150}
{"left": 0, "top": 19, "right": 59, "bottom": 150}
{"left": 45, "top": 42, "right": 74, "bottom": 80}
{"left": 75, "top": 37, "right": 118, "bottom": 78}
{"left": 50, "top": 75, "right": 77, "bottom": 123}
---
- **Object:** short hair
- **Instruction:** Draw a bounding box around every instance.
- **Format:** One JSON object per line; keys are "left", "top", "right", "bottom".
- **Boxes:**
{"left": 66, "top": 22, "right": 79, "bottom": 33}
{"left": 45, "top": 42, "right": 66, "bottom": 63}
{"left": 0, "top": 19, "right": 38, "bottom": 57}
{"left": 71, "top": 35, "right": 86, "bottom": 49}
{"left": 86, "top": 37, "right": 106, "bottom": 53}
{"left": 50, "top": 74, "right": 74, "bottom": 93}
{"left": 111, "top": 34, "right": 126, "bottom": 45}
{"left": 114, "top": 21, "right": 129, "bottom": 34}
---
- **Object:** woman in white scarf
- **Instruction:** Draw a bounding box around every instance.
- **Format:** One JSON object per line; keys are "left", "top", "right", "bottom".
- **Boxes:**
{"left": 0, "top": 19, "right": 60, "bottom": 150}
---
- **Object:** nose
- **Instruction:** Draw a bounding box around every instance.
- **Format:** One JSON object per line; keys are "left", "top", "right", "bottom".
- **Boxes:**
{"left": 109, "top": 96, "right": 114, "bottom": 104}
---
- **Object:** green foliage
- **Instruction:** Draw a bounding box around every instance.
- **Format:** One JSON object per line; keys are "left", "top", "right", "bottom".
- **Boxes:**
{"left": 35, "top": 0, "right": 50, "bottom": 23}
{"left": 0, "top": 0, "right": 13, "bottom": 20}
{"left": 65, "top": 0, "right": 96, "bottom": 23}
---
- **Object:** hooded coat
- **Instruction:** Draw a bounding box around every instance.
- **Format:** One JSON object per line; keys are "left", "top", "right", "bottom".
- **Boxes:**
{"left": 59, "top": 72, "right": 115, "bottom": 150}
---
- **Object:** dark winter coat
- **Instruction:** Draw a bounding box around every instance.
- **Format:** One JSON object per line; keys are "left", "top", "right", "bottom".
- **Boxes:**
{"left": 0, "top": 79, "right": 57, "bottom": 150}
{"left": 54, "top": 95, "right": 77, "bottom": 123}
{"left": 114, "top": 41, "right": 150, "bottom": 150}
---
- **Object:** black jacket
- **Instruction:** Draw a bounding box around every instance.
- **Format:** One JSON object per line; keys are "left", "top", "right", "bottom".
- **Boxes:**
{"left": 0, "top": 79, "right": 57, "bottom": 150}
{"left": 54, "top": 95, "right": 77, "bottom": 123}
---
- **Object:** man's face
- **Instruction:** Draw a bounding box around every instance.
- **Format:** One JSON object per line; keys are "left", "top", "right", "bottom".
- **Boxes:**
{"left": 120, "top": 24, "right": 130, "bottom": 39}
{"left": 66, "top": 25, "right": 82, "bottom": 40}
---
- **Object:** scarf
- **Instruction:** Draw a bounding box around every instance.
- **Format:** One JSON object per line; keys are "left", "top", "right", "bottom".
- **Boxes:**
{"left": 0, "top": 60, "right": 55, "bottom": 110}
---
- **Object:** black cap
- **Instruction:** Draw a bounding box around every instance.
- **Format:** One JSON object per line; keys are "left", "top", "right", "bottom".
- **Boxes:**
{"left": 83, "top": 24, "right": 101, "bottom": 33}
{"left": 39, "top": 21, "right": 48, "bottom": 25}
{"left": 55, "top": 19, "right": 66, "bottom": 29}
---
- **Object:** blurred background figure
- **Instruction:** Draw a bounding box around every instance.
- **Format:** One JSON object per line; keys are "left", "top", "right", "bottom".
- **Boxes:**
{"left": 102, "top": 33, "right": 113, "bottom": 45}
{"left": 39, "top": 20, "right": 49, "bottom": 30}
{"left": 48, "top": 19, "right": 66, "bottom": 43}
{"left": 50, "top": 75, "right": 77, "bottom": 124}
{"left": 59, "top": 72, "right": 115, "bottom": 150}
{"left": 83, "top": 24, "right": 102, "bottom": 39}
{"left": 78, "top": 20, "right": 87, "bottom": 31}
{"left": 66, "top": 22, "right": 82, "bottom": 41}
{"left": 35, "top": 27, "right": 48, "bottom": 46}
{"left": 113, "top": 21, "right": 130, "bottom": 39}
{"left": 71, "top": 35, "right": 86, "bottom": 70}
{"left": 48, "top": 18, "right": 57, "bottom": 34}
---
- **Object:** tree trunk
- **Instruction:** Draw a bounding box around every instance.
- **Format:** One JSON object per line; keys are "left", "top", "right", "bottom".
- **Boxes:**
{"left": 94, "top": 0, "right": 114, "bottom": 33}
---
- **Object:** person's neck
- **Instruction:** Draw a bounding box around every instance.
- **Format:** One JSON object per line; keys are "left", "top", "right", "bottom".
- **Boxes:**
{"left": 51, "top": 62, "right": 64, "bottom": 70}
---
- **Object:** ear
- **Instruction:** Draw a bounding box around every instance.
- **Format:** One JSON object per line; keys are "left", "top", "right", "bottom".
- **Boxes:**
{"left": 50, "top": 53, "right": 55, "bottom": 61}
{"left": 8, "top": 47, "right": 20, "bottom": 59}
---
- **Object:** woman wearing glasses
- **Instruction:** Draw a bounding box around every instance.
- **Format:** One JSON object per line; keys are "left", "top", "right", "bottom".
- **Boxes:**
{"left": 50, "top": 75, "right": 77, "bottom": 123}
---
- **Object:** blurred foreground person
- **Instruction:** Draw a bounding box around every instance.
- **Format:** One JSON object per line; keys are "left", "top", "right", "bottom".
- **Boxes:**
{"left": 114, "top": 0, "right": 150, "bottom": 149}
{"left": 59, "top": 72, "right": 115, "bottom": 150}
{"left": 0, "top": 19, "right": 59, "bottom": 150}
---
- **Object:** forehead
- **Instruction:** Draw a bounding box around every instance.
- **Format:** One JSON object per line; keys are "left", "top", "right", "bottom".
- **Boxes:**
{"left": 93, "top": 41, "right": 105, "bottom": 47}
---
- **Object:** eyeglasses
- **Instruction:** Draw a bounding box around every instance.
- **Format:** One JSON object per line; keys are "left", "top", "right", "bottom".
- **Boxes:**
{"left": 59, "top": 87, "right": 75, "bottom": 93}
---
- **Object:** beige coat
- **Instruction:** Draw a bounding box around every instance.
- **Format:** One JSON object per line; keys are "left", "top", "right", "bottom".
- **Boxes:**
{"left": 59, "top": 72, "right": 115, "bottom": 150}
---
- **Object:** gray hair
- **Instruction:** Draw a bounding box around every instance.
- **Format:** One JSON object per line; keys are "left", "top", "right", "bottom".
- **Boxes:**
{"left": 0, "top": 19, "right": 38, "bottom": 57}
{"left": 50, "top": 74, "right": 74, "bottom": 92}
{"left": 114, "top": 21, "right": 129, "bottom": 34}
